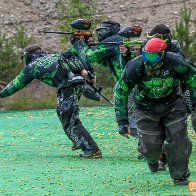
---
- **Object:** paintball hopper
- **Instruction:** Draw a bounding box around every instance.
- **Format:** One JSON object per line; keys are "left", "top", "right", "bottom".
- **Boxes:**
{"left": 38, "top": 18, "right": 92, "bottom": 37}
{"left": 118, "top": 26, "right": 142, "bottom": 38}
{"left": 70, "top": 19, "right": 92, "bottom": 30}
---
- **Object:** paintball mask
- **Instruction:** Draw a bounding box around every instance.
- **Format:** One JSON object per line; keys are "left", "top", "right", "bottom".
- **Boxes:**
{"left": 118, "top": 26, "right": 142, "bottom": 38}
{"left": 147, "top": 24, "right": 172, "bottom": 45}
{"left": 95, "top": 21, "right": 120, "bottom": 42}
{"left": 142, "top": 38, "right": 167, "bottom": 72}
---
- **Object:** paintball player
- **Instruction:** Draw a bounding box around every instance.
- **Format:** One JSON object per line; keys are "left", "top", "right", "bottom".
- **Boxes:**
{"left": 145, "top": 24, "right": 196, "bottom": 170}
{"left": 71, "top": 21, "right": 123, "bottom": 81}
{"left": 114, "top": 38, "right": 193, "bottom": 186}
{"left": 72, "top": 20, "right": 139, "bottom": 139}
{"left": 146, "top": 24, "right": 196, "bottom": 117}
{"left": 0, "top": 44, "right": 102, "bottom": 159}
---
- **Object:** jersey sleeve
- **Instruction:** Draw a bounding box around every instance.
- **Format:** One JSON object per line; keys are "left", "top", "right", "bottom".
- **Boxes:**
{"left": 73, "top": 40, "right": 118, "bottom": 64}
{"left": 0, "top": 65, "right": 34, "bottom": 98}
{"left": 168, "top": 52, "right": 196, "bottom": 107}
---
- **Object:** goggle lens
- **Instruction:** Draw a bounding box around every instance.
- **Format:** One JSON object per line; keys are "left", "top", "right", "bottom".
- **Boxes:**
{"left": 143, "top": 51, "right": 163, "bottom": 64}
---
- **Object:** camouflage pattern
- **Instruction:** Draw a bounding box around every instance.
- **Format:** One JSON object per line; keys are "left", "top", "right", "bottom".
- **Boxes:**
{"left": 0, "top": 53, "right": 75, "bottom": 97}
{"left": 127, "top": 91, "right": 138, "bottom": 137}
{"left": 114, "top": 53, "right": 196, "bottom": 122}
{"left": 0, "top": 52, "right": 100, "bottom": 153}
{"left": 141, "top": 37, "right": 195, "bottom": 165}
{"left": 56, "top": 85, "right": 99, "bottom": 152}
{"left": 168, "top": 40, "right": 196, "bottom": 132}
{"left": 82, "top": 84, "right": 101, "bottom": 101}
{"left": 73, "top": 35, "right": 138, "bottom": 135}
{"left": 114, "top": 52, "right": 195, "bottom": 180}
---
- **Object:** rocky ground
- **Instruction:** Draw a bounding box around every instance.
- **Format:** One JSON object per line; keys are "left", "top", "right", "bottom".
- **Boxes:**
{"left": 0, "top": 0, "right": 195, "bottom": 51}
{"left": 0, "top": 0, "right": 195, "bottom": 110}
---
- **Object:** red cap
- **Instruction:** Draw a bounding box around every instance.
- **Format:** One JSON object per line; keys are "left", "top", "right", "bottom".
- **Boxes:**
{"left": 145, "top": 38, "right": 167, "bottom": 52}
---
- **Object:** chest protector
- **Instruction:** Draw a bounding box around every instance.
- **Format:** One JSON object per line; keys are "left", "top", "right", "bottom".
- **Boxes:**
{"left": 142, "top": 77, "right": 175, "bottom": 99}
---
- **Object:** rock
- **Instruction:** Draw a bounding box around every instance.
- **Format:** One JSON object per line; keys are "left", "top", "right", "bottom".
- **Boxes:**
{"left": 23, "top": 0, "right": 31, "bottom": 6}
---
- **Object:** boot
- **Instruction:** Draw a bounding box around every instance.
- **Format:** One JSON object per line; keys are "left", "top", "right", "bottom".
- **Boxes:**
{"left": 80, "top": 149, "right": 102, "bottom": 159}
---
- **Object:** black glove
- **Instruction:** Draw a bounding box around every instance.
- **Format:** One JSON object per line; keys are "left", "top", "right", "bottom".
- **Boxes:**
{"left": 82, "top": 85, "right": 101, "bottom": 101}
{"left": 67, "top": 56, "right": 85, "bottom": 72}
{"left": 70, "top": 35, "right": 80, "bottom": 45}
{"left": 119, "top": 124, "right": 130, "bottom": 139}
{"left": 59, "top": 56, "right": 85, "bottom": 73}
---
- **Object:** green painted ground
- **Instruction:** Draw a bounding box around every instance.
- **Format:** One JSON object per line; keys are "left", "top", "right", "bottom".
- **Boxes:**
{"left": 0, "top": 106, "right": 195, "bottom": 195}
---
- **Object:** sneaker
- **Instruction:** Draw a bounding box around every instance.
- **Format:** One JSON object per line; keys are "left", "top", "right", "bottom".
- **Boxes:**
{"left": 80, "top": 149, "right": 102, "bottom": 159}
{"left": 147, "top": 161, "right": 159, "bottom": 173}
{"left": 173, "top": 179, "right": 188, "bottom": 186}
{"left": 158, "top": 160, "right": 167, "bottom": 171}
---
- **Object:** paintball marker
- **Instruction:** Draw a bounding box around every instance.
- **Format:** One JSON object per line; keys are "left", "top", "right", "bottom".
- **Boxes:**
{"left": 86, "top": 71, "right": 114, "bottom": 106}
{"left": 118, "top": 26, "right": 142, "bottom": 38}
{"left": 89, "top": 40, "right": 143, "bottom": 47}
{"left": 39, "top": 19, "right": 92, "bottom": 38}
{"left": 89, "top": 26, "right": 143, "bottom": 46}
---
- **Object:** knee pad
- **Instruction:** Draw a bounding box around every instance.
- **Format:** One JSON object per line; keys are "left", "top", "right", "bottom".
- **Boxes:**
{"left": 137, "top": 133, "right": 163, "bottom": 162}
{"left": 165, "top": 137, "right": 192, "bottom": 157}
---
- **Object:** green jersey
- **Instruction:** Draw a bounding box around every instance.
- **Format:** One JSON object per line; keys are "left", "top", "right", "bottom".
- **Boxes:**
{"left": 114, "top": 52, "right": 196, "bottom": 125}
{"left": 73, "top": 35, "right": 133, "bottom": 82}
{"left": 0, "top": 53, "right": 83, "bottom": 98}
